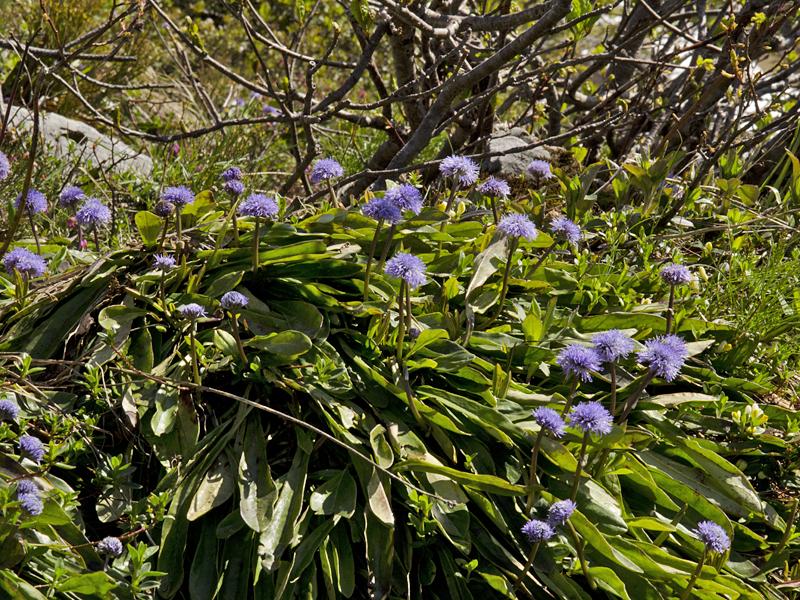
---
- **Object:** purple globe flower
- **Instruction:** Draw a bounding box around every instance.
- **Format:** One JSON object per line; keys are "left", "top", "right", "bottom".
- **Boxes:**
{"left": 19, "top": 435, "right": 45, "bottom": 463}
{"left": 178, "top": 303, "right": 207, "bottom": 319}
{"left": 76, "top": 198, "right": 112, "bottom": 227}
{"left": 477, "top": 176, "right": 510, "bottom": 198}
{"left": 362, "top": 197, "right": 402, "bottom": 224}
{"left": 310, "top": 158, "right": 344, "bottom": 184}
{"left": 521, "top": 519, "right": 555, "bottom": 543}
{"left": 18, "top": 492, "right": 43, "bottom": 516}
{"left": 527, "top": 159, "right": 554, "bottom": 179}
{"left": 0, "top": 151, "right": 10, "bottom": 180}
{"left": 638, "top": 335, "right": 688, "bottom": 382}
{"left": 439, "top": 155, "right": 479, "bottom": 187}
{"left": 592, "top": 330, "right": 635, "bottom": 363}
{"left": 550, "top": 216, "right": 582, "bottom": 244}
{"left": 59, "top": 185, "right": 86, "bottom": 208}
{"left": 385, "top": 252, "right": 427, "bottom": 290}
{"left": 569, "top": 401, "right": 613, "bottom": 436}
{"left": 223, "top": 179, "right": 245, "bottom": 197}
{"left": 660, "top": 263, "right": 692, "bottom": 286}
{"left": 16, "top": 479, "right": 39, "bottom": 497}
{"left": 238, "top": 194, "right": 279, "bottom": 218}
{"left": 0, "top": 399, "right": 20, "bottom": 421}
{"left": 498, "top": 213, "right": 538, "bottom": 241}
{"left": 556, "top": 345, "right": 602, "bottom": 382}
{"left": 153, "top": 200, "right": 175, "bottom": 218}
{"left": 547, "top": 499, "right": 577, "bottom": 527}
{"left": 3, "top": 247, "right": 47, "bottom": 279}
{"left": 97, "top": 536, "right": 124, "bottom": 557}
{"left": 161, "top": 186, "right": 195, "bottom": 207}
{"left": 221, "top": 291, "right": 249, "bottom": 311}
{"left": 263, "top": 105, "right": 282, "bottom": 117}
{"left": 221, "top": 167, "right": 242, "bottom": 182}
{"left": 384, "top": 184, "right": 424, "bottom": 215}
{"left": 693, "top": 521, "right": 731, "bottom": 554}
{"left": 532, "top": 407, "right": 565, "bottom": 438}
{"left": 153, "top": 254, "right": 176, "bottom": 271}
{"left": 15, "top": 189, "right": 47, "bottom": 215}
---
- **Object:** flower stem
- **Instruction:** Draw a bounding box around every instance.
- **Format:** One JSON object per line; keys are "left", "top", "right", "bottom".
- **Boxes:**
{"left": 511, "top": 542, "right": 540, "bottom": 593}
{"left": 529, "top": 243, "right": 555, "bottom": 274}
{"left": 159, "top": 274, "right": 167, "bottom": 311}
{"left": 157, "top": 216, "right": 169, "bottom": 253}
{"left": 490, "top": 197, "right": 499, "bottom": 224}
{"left": 569, "top": 431, "right": 591, "bottom": 502}
{"left": 29, "top": 215, "right": 41, "bottom": 254}
{"left": 567, "top": 521, "right": 595, "bottom": 589}
{"left": 485, "top": 238, "right": 518, "bottom": 327}
{"left": 230, "top": 315, "right": 248, "bottom": 364}
{"left": 327, "top": 179, "right": 341, "bottom": 208}
{"left": 665, "top": 283, "right": 676, "bottom": 334}
{"left": 93, "top": 226, "right": 100, "bottom": 252}
{"left": 525, "top": 430, "right": 545, "bottom": 513}
{"left": 376, "top": 224, "right": 395, "bottom": 273}
{"left": 561, "top": 379, "right": 579, "bottom": 416}
{"left": 679, "top": 550, "right": 706, "bottom": 600}
{"left": 363, "top": 219, "right": 383, "bottom": 301}
{"left": 396, "top": 281, "right": 406, "bottom": 361}
{"left": 618, "top": 370, "right": 656, "bottom": 424}
{"left": 252, "top": 216, "right": 260, "bottom": 272}
{"left": 404, "top": 278, "right": 413, "bottom": 332}
{"left": 609, "top": 363, "right": 618, "bottom": 415}
{"left": 188, "top": 322, "right": 201, "bottom": 393}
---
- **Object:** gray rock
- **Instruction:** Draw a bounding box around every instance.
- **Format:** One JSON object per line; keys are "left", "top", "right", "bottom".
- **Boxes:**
{"left": 484, "top": 125, "right": 551, "bottom": 177}
{"left": 1, "top": 102, "right": 152, "bottom": 177}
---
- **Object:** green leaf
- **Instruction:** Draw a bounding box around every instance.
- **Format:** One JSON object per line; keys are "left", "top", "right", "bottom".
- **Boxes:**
{"left": 57, "top": 572, "right": 117, "bottom": 595}
{"left": 135, "top": 210, "right": 163, "bottom": 246}
{"left": 187, "top": 454, "right": 235, "bottom": 521}
{"left": 238, "top": 418, "right": 277, "bottom": 532}
{"left": 394, "top": 460, "right": 525, "bottom": 496}
{"left": 310, "top": 471, "right": 356, "bottom": 518}
{"left": 247, "top": 330, "right": 312, "bottom": 361}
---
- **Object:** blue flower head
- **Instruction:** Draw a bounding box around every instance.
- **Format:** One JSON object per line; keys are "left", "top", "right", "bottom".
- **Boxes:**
{"left": 178, "top": 303, "right": 207, "bottom": 319}
{"left": 310, "top": 158, "right": 344, "bottom": 184}
{"left": 477, "top": 176, "right": 510, "bottom": 198}
{"left": 16, "top": 479, "right": 39, "bottom": 497}
{"left": 153, "top": 200, "right": 175, "bottom": 218}
{"left": 439, "top": 155, "right": 479, "bottom": 187}
{"left": 527, "top": 159, "right": 554, "bottom": 179}
{"left": 0, "top": 399, "right": 20, "bottom": 421}
{"left": 660, "top": 263, "right": 692, "bottom": 286}
{"left": 238, "top": 194, "right": 278, "bottom": 218}
{"left": 221, "top": 291, "right": 249, "bottom": 311}
{"left": 569, "top": 401, "right": 613, "bottom": 436}
{"left": 19, "top": 434, "right": 45, "bottom": 463}
{"left": 161, "top": 186, "right": 195, "bottom": 207}
{"left": 532, "top": 407, "right": 565, "bottom": 438}
{"left": 15, "top": 189, "right": 47, "bottom": 215}
{"left": 547, "top": 499, "right": 577, "bottom": 527}
{"left": 59, "top": 185, "right": 85, "bottom": 208}
{"left": 0, "top": 151, "right": 9, "bottom": 180}
{"left": 362, "top": 197, "right": 402, "bottom": 224}
{"left": 221, "top": 167, "right": 242, "bottom": 182}
{"left": 18, "top": 492, "right": 43, "bottom": 515}
{"left": 556, "top": 345, "right": 602, "bottom": 382}
{"left": 153, "top": 254, "right": 176, "bottom": 271}
{"left": 521, "top": 519, "right": 555, "bottom": 543}
{"left": 693, "top": 521, "right": 731, "bottom": 553}
{"left": 98, "top": 536, "right": 124, "bottom": 557}
{"left": 385, "top": 184, "right": 423, "bottom": 215}
{"left": 498, "top": 213, "right": 538, "bottom": 241}
{"left": 3, "top": 248, "right": 47, "bottom": 279}
{"left": 592, "top": 330, "right": 635, "bottom": 363}
{"left": 550, "top": 216, "right": 582, "bottom": 244}
{"left": 76, "top": 198, "right": 112, "bottom": 227}
{"left": 385, "top": 252, "right": 427, "bottom": 290}
{"left": 638, "top": 335, "right": 688, "bottom": 382}
{"left": 224, "top": 179, "right": 245, "bottom": 197}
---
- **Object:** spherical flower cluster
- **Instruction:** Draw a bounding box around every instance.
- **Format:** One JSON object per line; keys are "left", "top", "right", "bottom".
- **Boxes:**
{"left": 224, "top": 179, "right": 245, "bottom": 197}
{"left": 76, "top": 198, "right": 112, "bottom": 227}
{"left": 221, "top": 167, "right": 242, "bottom": 182}
{"left": 439, "top": 155, "right": 479, "bottom": 187}
{"left": 527, "top": 159, "right": 554, "bottom": 179}
{"left": 161, "top": 186, "right": 195, "bottom": 207}
{"left": 660, "top": 263, "right": 692, "bottom": 286}
{"left": 498, "top": 213, "right": 538, "bottom": 241}
{"left": 238, "top": 194, "right": 279, "bottom": 218}
{"left": 638, "top": 335, "right": 688, "bottom": 382}
{"left": 178, "top": 303, "right": 207, "bottom": 319}
{"left": 477, "top": 176, "right": 510, "bottom": 198}
{"left": 153, "top": 254, "right": 176, "bottom": 271}
{"left": 693, "top": 521, "right": 731, "bottom": 553}
{"left": 97, "top": 536, "right": 124, "bottom": 557}
{"left": 19, "top": 434, "right": 45, "bottom": 463}
{"left": 384, "top": 184, "right": 424, "bottom": 215}
{"left": 59, "top": 186, "right": 85, "bottom": 208}
{"left": 310, "top": 158, "right": 344, "bottom": 184}
{"left": 18, "top": 486, "right": 43, "bottom": 516}
{"left": 15, "top": 189, "right": 47, "bottom": 215}
{"left": 16, "top": 479, "right": 39, "bottom": 497}
{"left": 556, "top": 345, "right": 602, "bottom": 382}
{"left": 592, "top": 330, "right": 635, "bottom": 363}
{"left": 0, "top": 150, "right": 9, "bottom": 180}
{"left": 569, "top": 401, "right": 613, "bottom": 436}
{"left": 263, "top": 105, "right": 282, "bottom": 117}
{"left": 547, "top": 499, "right": 576, "bottom": 527}
{"left": 153, "top": 200, "right": 175, "bottom": 218}
{"left": 362, "top": 197, "right": 402, "bottom": 224}
{"left": 521, "top": 519, "right": 555, "bottom": 543}
{"left": 532, "top": 407, "right": 565, "bottom": 438}
{"left": 550, "top": 216, "right": 582, "bottom": 244}
{"left": 385, "top": 252, "right": 427, "bottom": 290}
{"left": 221, "top": 291, "right": 249, "bottom": 311}
{"left": 0, "top": 398, "right": 20, "bottom": 421}
{"left": 3, "top": 247, "right": 47, "bottom": 279}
